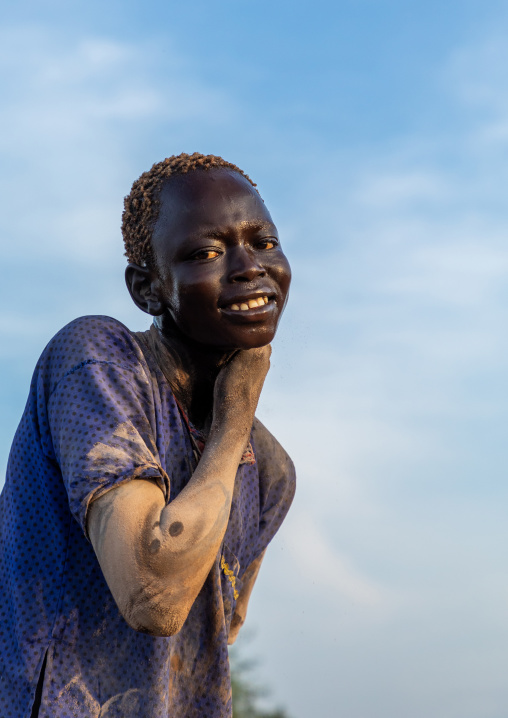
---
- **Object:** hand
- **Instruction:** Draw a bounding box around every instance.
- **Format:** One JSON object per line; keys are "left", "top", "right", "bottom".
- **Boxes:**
{"left": 227, "top": 611, "right": 244, "bottom": 645}
{"left": 211, "top": 345, "right": 271, "bottom": 439}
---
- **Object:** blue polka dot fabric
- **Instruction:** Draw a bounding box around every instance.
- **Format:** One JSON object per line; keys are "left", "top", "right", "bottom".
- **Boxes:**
{"left": 0, "top": 316, "right": 296, "bottom": 718}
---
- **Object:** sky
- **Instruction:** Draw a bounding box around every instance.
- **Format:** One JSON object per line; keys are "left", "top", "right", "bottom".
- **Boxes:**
{"left": 2, "top": 1, "right": 508, "bottom": 716}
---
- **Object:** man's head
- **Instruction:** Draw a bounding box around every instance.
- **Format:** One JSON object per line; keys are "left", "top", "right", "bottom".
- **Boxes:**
{"left": 124, "top": 153, "right": 291, "bottom": 351}
{"left": 122, "top": 153, "right": 258, "bottom": 268}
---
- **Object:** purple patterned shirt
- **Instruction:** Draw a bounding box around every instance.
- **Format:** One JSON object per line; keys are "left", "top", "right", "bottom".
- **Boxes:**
{"left": 0, "top": 315, "right": 295, "bottom": 718}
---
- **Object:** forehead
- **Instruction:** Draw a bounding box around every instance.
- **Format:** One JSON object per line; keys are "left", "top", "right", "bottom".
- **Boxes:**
{"left": 153, "top": 168, "right": 275, "bottom": 246}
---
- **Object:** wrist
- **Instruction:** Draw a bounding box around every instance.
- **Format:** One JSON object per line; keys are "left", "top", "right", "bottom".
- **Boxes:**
{"left": 205, "top": 422, "right": 251, "bottom": 466}
{"left": 210, "top": 410, "right": 253, "bottom": 442}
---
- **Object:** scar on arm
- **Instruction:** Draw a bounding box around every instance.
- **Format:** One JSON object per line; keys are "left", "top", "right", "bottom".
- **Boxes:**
{"left": 169, "top": 522, "right": 184, "bottom": 537}
{"left": 149, "top": 539, "right": 161, "bottom": 554}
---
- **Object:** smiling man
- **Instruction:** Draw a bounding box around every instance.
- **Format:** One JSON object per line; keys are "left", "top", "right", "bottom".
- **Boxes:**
{"left": 0, "top": 153, "right": 296, "bottom": 718}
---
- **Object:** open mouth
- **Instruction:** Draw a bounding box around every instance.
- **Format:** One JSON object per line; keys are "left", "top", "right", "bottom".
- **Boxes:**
{"left": 226, "top": 295, "right": 270, "bottom": 312}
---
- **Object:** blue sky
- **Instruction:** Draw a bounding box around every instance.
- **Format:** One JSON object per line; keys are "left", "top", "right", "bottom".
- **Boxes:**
{"left": 2, "top": 1, "right": 508, "bottom": 716}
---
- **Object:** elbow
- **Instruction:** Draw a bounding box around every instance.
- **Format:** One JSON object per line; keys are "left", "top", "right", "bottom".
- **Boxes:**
{"left": 120, "top": 587, "right": 191, "bottom": 637}
{"left": 127, "top": 613, "right": 185, "bottom": 638}
{"left": 124, "top": 605, "right": 187, "bottom": 637}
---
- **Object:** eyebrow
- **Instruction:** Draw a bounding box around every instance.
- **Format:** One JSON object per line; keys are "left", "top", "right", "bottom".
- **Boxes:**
{"left": 189, "top": 220, "right": 277, "bottom": 240}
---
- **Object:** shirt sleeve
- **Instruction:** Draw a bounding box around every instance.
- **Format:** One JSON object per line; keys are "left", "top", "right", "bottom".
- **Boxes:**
{"left": 46, "top": 337, "right": 169, "bottom": 538}
{"left": 252, "top": 422, "right": 296, "bottom": 559}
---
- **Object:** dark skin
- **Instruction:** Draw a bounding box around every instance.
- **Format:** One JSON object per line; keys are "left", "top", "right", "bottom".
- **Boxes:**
{"left": 125, "top": 168, "right": 291, "bottom": 428}
{"left": 88, "top": 168, "right": 292, "bottom": 639}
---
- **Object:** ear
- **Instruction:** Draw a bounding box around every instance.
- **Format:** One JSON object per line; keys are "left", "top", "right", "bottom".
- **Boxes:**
{"left": 125, "top": 263, "right": 165, "bottom": 316}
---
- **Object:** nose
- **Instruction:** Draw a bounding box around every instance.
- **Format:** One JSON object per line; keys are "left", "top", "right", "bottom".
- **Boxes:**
{"left": 227, "top": 246, "right": 266, "bottom": 282}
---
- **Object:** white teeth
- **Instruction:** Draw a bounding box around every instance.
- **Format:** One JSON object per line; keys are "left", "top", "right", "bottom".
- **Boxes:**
{"left": 228, "top": 296, "right": 270, "bottom": 311}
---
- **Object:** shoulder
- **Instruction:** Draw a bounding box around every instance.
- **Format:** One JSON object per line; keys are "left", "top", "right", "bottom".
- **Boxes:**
{"left": 37, "top": 315, "right": 149, "bottom": 395}
{"left": 43, "top": 315, "right": 143, "bottom": 362}
{"left": 48, "top": 315, "right": 139, "bottom": 356}
{"left": 252, "top": 417, "right": 296, "bottom": 486}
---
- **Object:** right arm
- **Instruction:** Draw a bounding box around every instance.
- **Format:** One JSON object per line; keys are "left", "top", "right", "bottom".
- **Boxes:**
{"left": 87, "top": 346, "right": 270, "bottom": 637}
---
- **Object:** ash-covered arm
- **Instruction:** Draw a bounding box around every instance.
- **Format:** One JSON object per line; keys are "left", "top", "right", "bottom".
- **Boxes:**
{"left": 87, "top": 346, "right": 271, "bottom": 637}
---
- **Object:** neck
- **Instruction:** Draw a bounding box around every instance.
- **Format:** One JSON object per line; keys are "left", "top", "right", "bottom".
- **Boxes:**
{"left": 153, "top": 314, "right": 234, "bottom": 429}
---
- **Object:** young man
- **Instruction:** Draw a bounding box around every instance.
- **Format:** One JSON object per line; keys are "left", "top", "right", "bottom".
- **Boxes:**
{"left": 0, "top": 153, "right": 295, "bottom": 717}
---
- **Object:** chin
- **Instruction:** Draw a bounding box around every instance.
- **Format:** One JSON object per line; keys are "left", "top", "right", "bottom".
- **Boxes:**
{"left": 214, "top": 326, "right": 277, "bottom": 351}
{"left": 235, "top": 337, "right": 273, "bottom": 350}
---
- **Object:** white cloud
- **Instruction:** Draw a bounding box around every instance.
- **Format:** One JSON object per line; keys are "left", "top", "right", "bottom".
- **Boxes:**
{"left": 285, "top": 512, "right": 395, "bottom": 608}
{"left": 257, "top": 36, "right": 508, "bottom": 707}
{"left": 445, "top": 34, "right": 508, "bottom": 152}
{"left": 447, "top": 35, "right": 508, "bottom": 115}
{"left": 0, "top": 25, "right": 235, "bottom": 263}
{"left": 352, "top": 169, "right": 450, "bottom": 209}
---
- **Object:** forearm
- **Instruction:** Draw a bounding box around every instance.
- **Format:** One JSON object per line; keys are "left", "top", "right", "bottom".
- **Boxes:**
{"left": 148, "top": 428, "right": 247, "bottom": 602}
{"left": 89, "top": 422, "right": 249, "bottom": 636}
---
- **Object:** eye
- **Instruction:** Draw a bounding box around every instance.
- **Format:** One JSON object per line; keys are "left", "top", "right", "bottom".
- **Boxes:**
{"left": 256, "top": 238, "right": 278, "bottom": 250}
{"left": 190, "top": 248, "right": 222, "bottom": 261}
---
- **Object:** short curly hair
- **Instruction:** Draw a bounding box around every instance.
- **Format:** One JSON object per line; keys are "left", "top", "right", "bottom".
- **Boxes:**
{"left": 122, "top": 152, "right": 258, "bottom": 267}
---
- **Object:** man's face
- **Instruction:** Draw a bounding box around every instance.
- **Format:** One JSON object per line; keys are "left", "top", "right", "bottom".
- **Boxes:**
{"left": 150, "top": 168, "right": 291, "bottom": 351}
